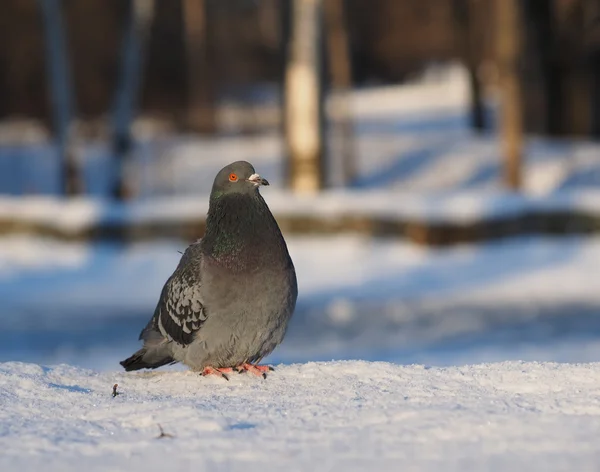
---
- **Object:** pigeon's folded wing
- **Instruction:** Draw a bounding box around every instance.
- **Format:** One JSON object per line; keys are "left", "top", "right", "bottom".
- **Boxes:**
{"left": 149, "top": 245, "right": 208, "bottom": 346}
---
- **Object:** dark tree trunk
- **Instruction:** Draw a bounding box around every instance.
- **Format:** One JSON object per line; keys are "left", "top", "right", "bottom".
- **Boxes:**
{"left": 522, "top": 0, "right": 563, "bottom": 136}
{"left": 183, "top": 0, "right": 217, "bottom": 134}
{"left": 111, "top": 0, "right": 155, "bottom": 200}
{"left": 38, "top": 0, "right": 83, "bottom": 196}
{"left": 591, "top": 52, "right": 600, "bottom": 138}
{"left": 454, "top": 0, "right": 487, "bottom": 132}
{"left": 324, "top": 0, "right": 356, "bottom": 186}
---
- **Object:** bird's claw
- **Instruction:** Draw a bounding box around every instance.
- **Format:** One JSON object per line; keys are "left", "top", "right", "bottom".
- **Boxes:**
{"left": 234, "top": 363, "right": 273, "bottom": 378}
{"left": 201, "top": 366, "right": 232, "bottom": 381}
{"left": 201, "top": 364, "right": 273, "bottom": 380}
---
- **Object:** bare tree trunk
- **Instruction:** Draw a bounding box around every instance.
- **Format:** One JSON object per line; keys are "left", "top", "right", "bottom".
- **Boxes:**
{"left": 111, "top": 0, "right": 155, "bottom": 200}
{"left": 324, "top": 0, "right": 355, "bottom": 186}
{"left": 284, "top": 0, "right": 325, "bottom": 193}
{"left": 495, "top": 0, "right": 523, "bottom": 190}
{"left": 584, "top": 0, "right": 600, "bottom": 138}
{"left": 183, "top": 0, "right": 217, "bottom": 134}
{"left": 522, "top": 0, "right": 563, "bottom": 136}
{"left": 38, "top": 0, "right": 83, "bottom": 196}
{"left": 112, "top": 0, "right": 154, "bottom": 200}
{"left": 553, "top": 0, "right": 591, "bottom": 136}
{"left": 455, "top": 0, "right": 487, "bottom": 132}
{"left": 592, "top": 50, "right": 600, "bottom": 138}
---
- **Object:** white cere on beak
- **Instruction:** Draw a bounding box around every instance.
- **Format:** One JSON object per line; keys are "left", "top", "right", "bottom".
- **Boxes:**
{"left": 247, "top": 173, "right": 269, "bottom": 186}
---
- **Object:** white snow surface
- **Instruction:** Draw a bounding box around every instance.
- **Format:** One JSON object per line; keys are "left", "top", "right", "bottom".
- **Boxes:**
{"left": 2, "top": 360, "right": 600, "bottom": 472}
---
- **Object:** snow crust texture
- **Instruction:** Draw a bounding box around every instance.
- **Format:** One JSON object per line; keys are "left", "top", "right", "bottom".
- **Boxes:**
{"left": 2, "top": 360, "right": 600, "bottom": 472}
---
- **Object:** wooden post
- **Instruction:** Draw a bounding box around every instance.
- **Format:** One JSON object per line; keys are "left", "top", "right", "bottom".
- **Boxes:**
{"left": 495, "top": 0, "right": 523, "bottom": 190}
{"left": 284, "top": 0, "right": 325, "bottom": 193}
{"left": 183, "top": 0, "right": 217, "bottom": 134}
{"left": 324, "top": 0, "right": 355, "bottom": 186}
{"left": 38, "top": 0, "right": 83, "bottom": 196}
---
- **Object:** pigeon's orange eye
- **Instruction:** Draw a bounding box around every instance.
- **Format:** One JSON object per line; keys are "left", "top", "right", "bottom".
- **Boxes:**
{"left": 229, "top": 173, "right": 238, "bottom": 182}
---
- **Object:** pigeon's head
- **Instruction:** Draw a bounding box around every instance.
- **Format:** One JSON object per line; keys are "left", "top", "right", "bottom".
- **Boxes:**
{"left": 211, "top": 161, "right": 269, "bottom": 198}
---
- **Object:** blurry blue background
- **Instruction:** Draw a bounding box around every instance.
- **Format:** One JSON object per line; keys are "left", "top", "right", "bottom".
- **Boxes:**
{"left": 1, "top": 0, "right": 600, "bottom": 370}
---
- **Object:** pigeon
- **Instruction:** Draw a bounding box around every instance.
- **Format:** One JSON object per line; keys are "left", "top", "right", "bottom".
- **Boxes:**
{"left": 120, "top": 161, "right": 297, "bottom": 379}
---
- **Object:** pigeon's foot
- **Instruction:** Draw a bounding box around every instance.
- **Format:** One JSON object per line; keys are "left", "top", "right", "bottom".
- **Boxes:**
{"left": 201, "top": 366, "right": 233, "bottom": 381}
{"left": 234, "top": 363, "right": 274, "bottom": 379}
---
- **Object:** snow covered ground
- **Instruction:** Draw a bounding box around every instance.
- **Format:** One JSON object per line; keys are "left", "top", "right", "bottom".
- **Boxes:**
{"left": 3, "top": 360, "right": 600, "bottom": 472}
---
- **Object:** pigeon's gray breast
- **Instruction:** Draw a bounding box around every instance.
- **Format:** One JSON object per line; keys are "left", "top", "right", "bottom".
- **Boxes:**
{"left": 176, "top": 252, "right": 296, "bottom": 369}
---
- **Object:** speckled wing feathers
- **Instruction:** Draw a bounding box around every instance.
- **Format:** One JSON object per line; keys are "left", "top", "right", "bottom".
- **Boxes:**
{"left": 151, "top": 244, "right": 207, "bottom": 346}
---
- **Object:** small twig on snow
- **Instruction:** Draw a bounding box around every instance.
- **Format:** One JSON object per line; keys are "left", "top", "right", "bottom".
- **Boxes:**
{"left": 156, "top": 424, "right": 175, "bottom": 439}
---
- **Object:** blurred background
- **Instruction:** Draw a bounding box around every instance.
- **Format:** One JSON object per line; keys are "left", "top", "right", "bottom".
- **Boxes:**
{"left": 1, "top": 0, "right": 600, "bottom": 370}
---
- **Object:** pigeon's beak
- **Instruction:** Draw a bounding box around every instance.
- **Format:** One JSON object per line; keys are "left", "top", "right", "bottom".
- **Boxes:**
{"left": 247, "top": 173, "right": 269, "bottom": 186}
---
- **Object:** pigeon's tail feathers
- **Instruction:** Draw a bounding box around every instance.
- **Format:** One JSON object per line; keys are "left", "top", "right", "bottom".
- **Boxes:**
{"left": 120, "top": 329, "right": 176, "bottom": 371}
{"left": 120, "top": 347, "right": 175, "bottom": 371}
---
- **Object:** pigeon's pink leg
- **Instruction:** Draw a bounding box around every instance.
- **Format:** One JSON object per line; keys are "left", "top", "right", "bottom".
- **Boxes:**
{"left": 234, "top": 363, "right": 274, "bottom": 378}
{"left": 201, "top": 366, "right": 233, "bottom": 381}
